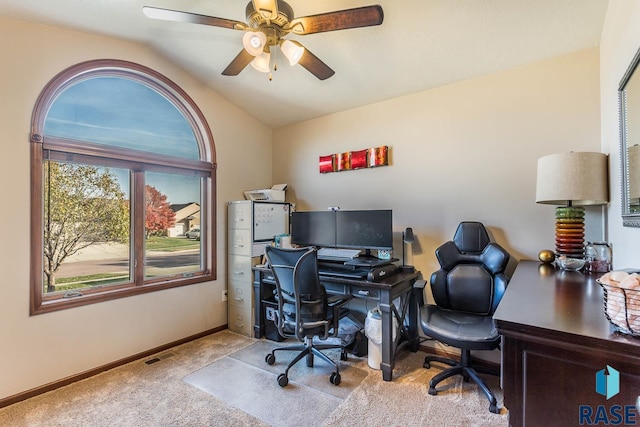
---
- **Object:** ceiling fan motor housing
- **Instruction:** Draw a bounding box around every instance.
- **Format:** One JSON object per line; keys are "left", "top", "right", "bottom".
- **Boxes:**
{"left": 245, "top": 0, "right": 293, "bottom": 30}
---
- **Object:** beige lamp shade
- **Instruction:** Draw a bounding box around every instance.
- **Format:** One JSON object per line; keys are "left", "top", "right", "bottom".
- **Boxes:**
{"left": 628, "top": 144, "right": 640, "bottom": 199}
{"left": 536, "top": 152, "right": 608, "bottom": 260}
{"left": 250, "top": 51, "right": 271, "bottom": 73}
{"left": 281, "top": 40, "right": 304, "bottom": 66}
{"left": 242, "top": 31, "right": 266, "bottom": 57}
{"left": 536, "top": 152, "right": 609, "bottom": 205}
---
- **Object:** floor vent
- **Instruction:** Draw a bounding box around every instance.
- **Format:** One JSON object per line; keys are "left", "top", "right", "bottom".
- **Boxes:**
{"left": 144, "top": 352, "right": 176, "bottom": 365}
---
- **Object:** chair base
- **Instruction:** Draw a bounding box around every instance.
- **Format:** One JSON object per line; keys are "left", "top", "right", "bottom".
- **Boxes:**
{"left": 265, "top": 336, "right": 346, "bottom": 387}
{"left": 424, "top": 350, "right": 501, "bottom": 414}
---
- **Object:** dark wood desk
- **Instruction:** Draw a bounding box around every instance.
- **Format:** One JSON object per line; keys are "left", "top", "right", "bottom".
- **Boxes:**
{"left": 253, "top": 266, "right": 421, "bottom": 381}
{"left": 494, "top": 260, "right": 640, "bottom": 427}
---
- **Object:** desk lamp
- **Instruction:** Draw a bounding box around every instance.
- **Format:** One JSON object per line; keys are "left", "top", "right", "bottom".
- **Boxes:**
{"left": 399, "top": 227, "right": 415, "bottom": 273}
{"left": 535, "top": 152, "right": 608, "bottom": 259}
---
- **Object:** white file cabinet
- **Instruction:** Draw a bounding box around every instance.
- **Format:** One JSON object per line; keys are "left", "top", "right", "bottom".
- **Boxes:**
{"left": 227, "top": 200, "right": 290, "bottom": 337}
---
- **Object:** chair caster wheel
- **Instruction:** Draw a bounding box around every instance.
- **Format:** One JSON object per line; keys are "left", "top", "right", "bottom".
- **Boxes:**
{"left": 428, "top": 387, "right": 437, "bottom": 396}
{"left": 277, "top": 373, "right": 288, "bottom": 387}
{"left": 423, "top": 361, "right": 431, "bottom": 369}
{"left": 330, "top": 372, "right": 341, "bottom": 385}
{"left": 340, "top": 350, "right": 348, "bottom": 361}
{"left": 265, "top": 354, "right": 275, "bottom": 365}
{"left": 489, "top": 404, "right": 499, "bottom": 414}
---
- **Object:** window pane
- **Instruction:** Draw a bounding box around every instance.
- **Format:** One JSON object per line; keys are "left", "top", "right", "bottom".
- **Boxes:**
{"left": 44, "top": 160, "right": 131, "bottom": 295}
{"left": 144, "top": 172, "right": 202, "bottom": 279}
{"left": 43, "top": 77, "right": 199, "bottom": 160}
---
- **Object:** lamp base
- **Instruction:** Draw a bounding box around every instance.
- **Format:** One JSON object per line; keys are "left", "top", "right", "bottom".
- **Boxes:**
{"left": 398, "top": 265, "right": 415, "bottom": 273}
{"left": 555, "top": 206, "right": 585, "bottom": 259}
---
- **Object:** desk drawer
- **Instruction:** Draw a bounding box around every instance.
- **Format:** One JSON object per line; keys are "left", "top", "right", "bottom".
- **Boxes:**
{"left": 351, "top": 285, "right": 380, "bottom": 300}
{"left": 323, "top": 282, "right": 348, "bottom": 295}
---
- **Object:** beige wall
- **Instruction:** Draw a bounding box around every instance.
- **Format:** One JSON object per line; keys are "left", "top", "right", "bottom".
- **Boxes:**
{"left": 5, "top": 2, "right": 638, "bottom": 402}
{"left": 601, "top": 1, "right": 640, "bottom": 269}
{"left": 273, "top": 48, "right": 603, "bottom": 277}
{"left": 0, "top": 17, "right": 272, "bottom": 400}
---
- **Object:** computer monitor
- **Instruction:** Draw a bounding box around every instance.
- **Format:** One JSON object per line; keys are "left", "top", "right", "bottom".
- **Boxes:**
{"left": 290, "top": 211, "right": 336, "bottom": 247}
{"left": 336, "top": 210, "right": 393, "bottom": 250}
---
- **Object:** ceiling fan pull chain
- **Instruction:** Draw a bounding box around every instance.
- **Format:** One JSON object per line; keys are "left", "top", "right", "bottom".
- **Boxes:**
{"left": 268, "top": 47, "right": 276, "bottom": 81}
{"left": 273, "top": 47, "right": 278, "bottom": 72}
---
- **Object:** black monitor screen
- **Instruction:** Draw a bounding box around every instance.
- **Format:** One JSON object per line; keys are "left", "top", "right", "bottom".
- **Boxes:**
{"left": 336, "top": 210, "right": 393, "bottom": 250}
{"left": 290, "top": 211, "right": 336, "bottom": 247}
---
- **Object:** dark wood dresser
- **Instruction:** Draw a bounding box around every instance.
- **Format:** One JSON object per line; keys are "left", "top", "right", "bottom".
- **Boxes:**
{"left": 494, "top": 260, "right": 640, "bottom": 427}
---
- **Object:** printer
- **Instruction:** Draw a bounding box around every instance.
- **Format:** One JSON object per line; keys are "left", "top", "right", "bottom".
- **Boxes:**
{"left": 244, "top": 184, "right": 287, "bottom": 202}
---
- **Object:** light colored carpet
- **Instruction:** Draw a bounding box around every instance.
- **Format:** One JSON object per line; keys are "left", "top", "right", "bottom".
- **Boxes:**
{"left": 0, "top": 330, "right": 509, "bottom": 426}
{"left": 186, "top": 357, "right": 342, "bottom": 426}
{"left": 184, "top": 340, "right": 368, "bottom": 426}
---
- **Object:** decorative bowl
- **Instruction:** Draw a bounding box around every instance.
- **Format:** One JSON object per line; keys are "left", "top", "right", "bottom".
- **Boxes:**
{"left": 556, "top": 256, "right": 586, "bottom": 271}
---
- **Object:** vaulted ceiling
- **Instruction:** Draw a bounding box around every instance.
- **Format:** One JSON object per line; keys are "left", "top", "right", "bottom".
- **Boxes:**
{"left": 0, "top": 0, "right": 608, "bottom": 128}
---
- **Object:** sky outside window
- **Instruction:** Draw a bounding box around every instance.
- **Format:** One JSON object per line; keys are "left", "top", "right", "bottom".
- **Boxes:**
{"left": 44, "top": 76, "right": 200, "bottom": 203}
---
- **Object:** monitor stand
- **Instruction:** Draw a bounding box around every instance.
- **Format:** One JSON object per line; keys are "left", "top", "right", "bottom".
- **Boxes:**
{"left": 344, "top": 250, "right": 397, "bottom": 268}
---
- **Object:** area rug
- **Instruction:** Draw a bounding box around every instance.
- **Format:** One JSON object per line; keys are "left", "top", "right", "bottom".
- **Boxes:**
{"left": 183, "top": 340, "right": 368, "bottom": 426}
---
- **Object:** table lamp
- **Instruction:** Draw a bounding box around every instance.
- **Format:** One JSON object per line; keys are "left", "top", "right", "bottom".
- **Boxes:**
{"left": 399, "top": 227, "right": 415, "bottom": 273}
{"left": 535, "top": 152, "right": 608, "bottom": 259}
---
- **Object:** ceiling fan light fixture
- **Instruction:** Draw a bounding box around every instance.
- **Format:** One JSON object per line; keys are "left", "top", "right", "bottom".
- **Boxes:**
{"left": 280, "top": 40, "right": 304, "bottom": 66}
{"left": 242, "top": 31, "right": 267, "bottom": 56}
{"left": 251, "top": 51, "right": 271, "bottom": 73}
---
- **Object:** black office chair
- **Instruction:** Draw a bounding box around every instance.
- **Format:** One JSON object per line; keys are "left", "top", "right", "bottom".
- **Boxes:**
{"left": 420, "top": 221, "right": 513, "bottom": 414}
{"left": 264, "top": 246, "right": 351, "bottom": 387}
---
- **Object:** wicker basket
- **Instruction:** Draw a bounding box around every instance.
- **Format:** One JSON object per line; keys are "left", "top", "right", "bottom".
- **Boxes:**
{"left": 598, "top": 280, "right": 640, "bottom": 336}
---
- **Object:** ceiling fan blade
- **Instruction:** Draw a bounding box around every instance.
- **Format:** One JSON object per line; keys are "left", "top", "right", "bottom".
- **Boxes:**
{"left": 297, "top": 47, "right": 335, "bottom": 81}
{"left": 142, "top": 6, "right": 247, "bottom": 30}
{"left": 252, "top": 0, "right": 279, "bottom": 21}
{"left": 222, "top": 49, "right": 255, "bottom": 76}
{"left": 288, "top": 5, "right": 383, "bottom": 35}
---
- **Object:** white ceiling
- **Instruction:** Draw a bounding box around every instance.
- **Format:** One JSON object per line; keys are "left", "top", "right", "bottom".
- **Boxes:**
{"left": 0, "top": 0, "right": 609, "bottom": 128}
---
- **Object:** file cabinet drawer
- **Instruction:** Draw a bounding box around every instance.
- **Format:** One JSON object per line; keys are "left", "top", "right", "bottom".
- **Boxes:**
{"left": 228, "top": 201, "right": 252, "bottom": 230}
{"left": 228, "top": 304, "right": 253, "bottom": 337}
{"left": 228, "top": 229, "right": 251, "bottom": 256}
{"left": 228, "top": 280, "right": 252, "bottom": 310}
{"left": 228, "top": 254, "right": 253, "bottom": 282}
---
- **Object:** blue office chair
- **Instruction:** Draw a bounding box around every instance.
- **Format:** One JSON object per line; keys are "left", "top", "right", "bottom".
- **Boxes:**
{"left": 264, "top": 246, "right": 352, "bottom": 387}
{"left": 420, "top": 221, "right": 514, "bottom": 414}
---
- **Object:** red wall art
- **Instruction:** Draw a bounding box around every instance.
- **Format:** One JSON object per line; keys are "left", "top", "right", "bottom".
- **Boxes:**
{"left": 319, "top": 145, "right": 389, "bottom": 173}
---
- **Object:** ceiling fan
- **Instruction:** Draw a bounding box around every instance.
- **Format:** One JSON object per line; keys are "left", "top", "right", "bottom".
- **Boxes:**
{"left": 143, "top": 1, "right": 384, "bottom": 80}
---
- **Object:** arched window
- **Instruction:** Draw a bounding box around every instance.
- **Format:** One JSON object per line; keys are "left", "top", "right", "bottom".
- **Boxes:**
{"left": 30, "top": 60, "right": 216, "bottom": 314}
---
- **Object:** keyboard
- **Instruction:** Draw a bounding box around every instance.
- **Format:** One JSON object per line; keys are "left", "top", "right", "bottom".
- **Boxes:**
{"left": 317, "top": 247, "right": 361, "bottom": 261}
{"left": 318, "top": 265, "right": 368, "bottom": 279}
{"left": 345, "top": 256, "right": 392, "bottom": 267}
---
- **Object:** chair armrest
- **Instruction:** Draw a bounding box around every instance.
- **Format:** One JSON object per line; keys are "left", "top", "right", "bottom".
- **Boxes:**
{"left": 327, "top": 294, "right": 352, "bottom": 335}
{"left": 328, "top": 294, "right": 352, "bottom": 306}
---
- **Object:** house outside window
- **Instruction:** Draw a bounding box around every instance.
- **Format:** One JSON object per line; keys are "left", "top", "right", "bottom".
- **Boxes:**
{"left": 30, "top": 59, "right": 216, "bottom": 314}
